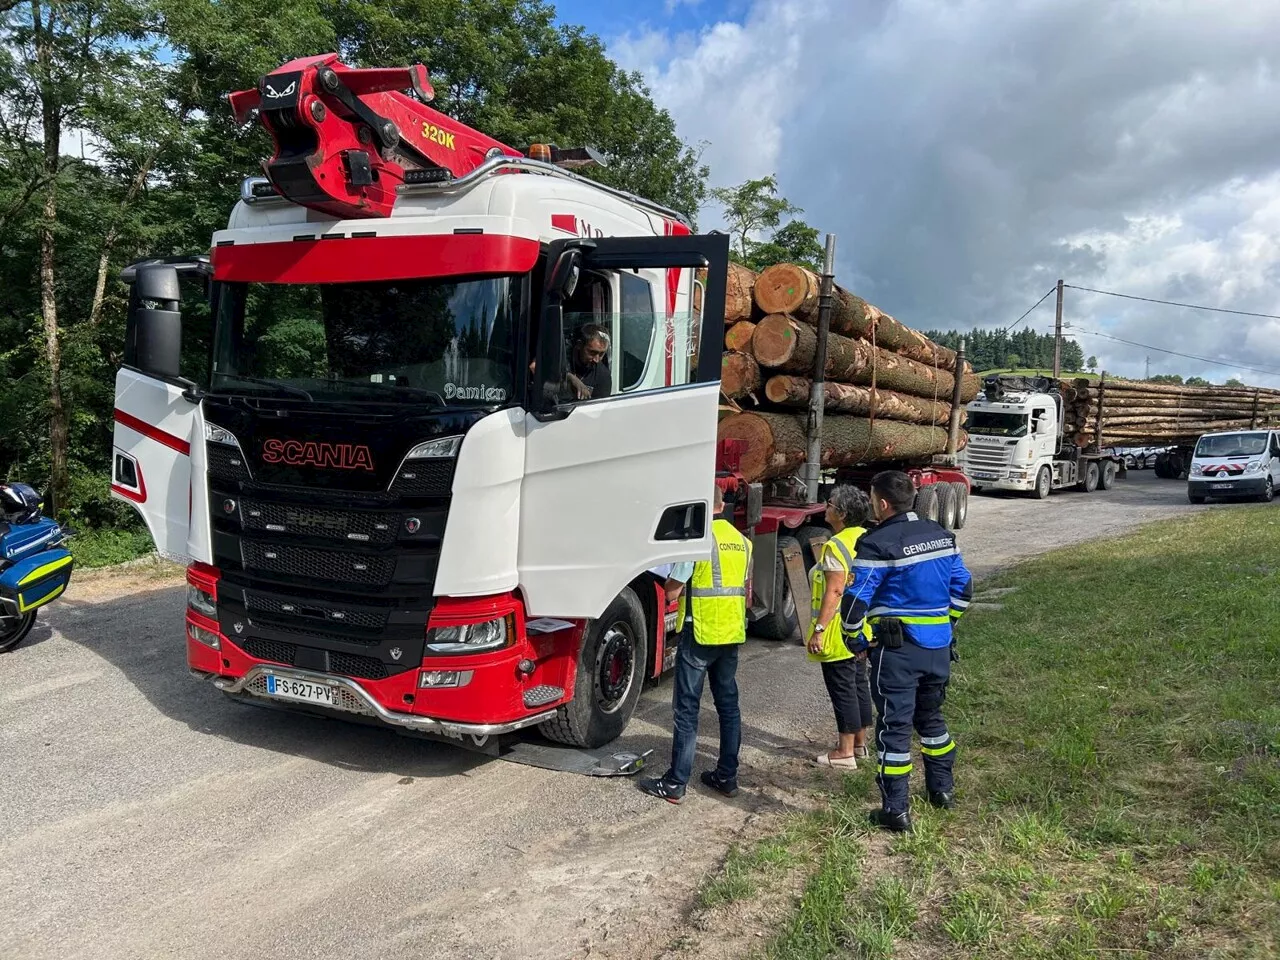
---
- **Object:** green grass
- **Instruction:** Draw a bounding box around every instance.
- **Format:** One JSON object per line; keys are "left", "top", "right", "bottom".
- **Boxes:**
{"left": 68, "top": 526, "right": 155, "bottom": 568}
{"left": 732, "top": 507, "right": 1280, "bottom": 958}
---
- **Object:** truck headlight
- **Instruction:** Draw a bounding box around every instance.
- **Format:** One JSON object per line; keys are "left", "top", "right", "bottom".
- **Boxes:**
{"left": 1190, "top": 464, "right": 1204, "bottom": 477}
{"left": 187, "top": 584, "right": 217, "bottom": 618}
{"left": 1246, "top": 460, "right": 1262, "bottom": 473}
{"left": 425, "top": 615, "right": 512, "bottom": 654}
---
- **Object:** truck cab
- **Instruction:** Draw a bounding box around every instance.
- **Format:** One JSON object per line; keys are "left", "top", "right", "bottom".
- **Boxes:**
{"left": 960, "top": 375, "right": 1121, "bottom": 498}
{"left": 109, "top": 55, "right": 731, "bottom": 753}
{"left": 959, "top": 390, "right": 1060, "bottom": 495}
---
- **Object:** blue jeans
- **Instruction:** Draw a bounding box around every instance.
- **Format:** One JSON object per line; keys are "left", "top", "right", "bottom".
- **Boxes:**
{"left": 666, "top": 623, "right": 742, "bottom": 787}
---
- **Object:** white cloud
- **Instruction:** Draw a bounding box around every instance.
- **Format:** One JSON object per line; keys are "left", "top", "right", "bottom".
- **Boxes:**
{"left": 610, "top": 0, "right": 1280, "bottom": 385}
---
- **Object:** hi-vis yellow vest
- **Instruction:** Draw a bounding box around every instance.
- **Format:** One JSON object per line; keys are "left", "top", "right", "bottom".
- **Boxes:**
{"left": 676, "top": 518, "right": 753, "bottom": 646}
{"left": 806, "top": 526, "right": 870, "bottom": 663}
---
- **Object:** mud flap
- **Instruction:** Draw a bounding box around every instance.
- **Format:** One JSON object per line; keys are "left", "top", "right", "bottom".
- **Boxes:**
{"left": 782, "top": 540, "right": 811, "bottom": 638}
{"left": 498, "top": 735, "right": 653, "bottom": 777}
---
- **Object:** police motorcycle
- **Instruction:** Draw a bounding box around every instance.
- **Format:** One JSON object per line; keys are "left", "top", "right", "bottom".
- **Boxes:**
{"left": 0, "top": 482, "right": 75, "bottom": 653}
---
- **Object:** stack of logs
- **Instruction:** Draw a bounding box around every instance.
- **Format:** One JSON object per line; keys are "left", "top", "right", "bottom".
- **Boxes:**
{"left": 718, "top": 262, "right": 982, "bottom": 482}
{"left": 1066, "top": 378, "right": 1280, "bottom": 447}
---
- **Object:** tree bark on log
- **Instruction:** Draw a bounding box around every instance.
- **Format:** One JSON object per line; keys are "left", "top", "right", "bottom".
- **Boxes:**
{"left": 764, "top": 375, "right": 952, "bottom": 425}
{"left": 1071, "top": 395, "right": 1280, "bottom": 412}
{"left": 1073, "top": 378, "right": 1280, "bottom": 401}
{"left": 721, "top": 351, "right": 762, "bottom": 400}
{"left": 751, "top": 314, "right": 980, "bottom": 402}
{"left": 718, "top": 411, "right": 960, "bottom": 483}
{"left": 753, "top": 263, "right": 960, "bottom": 371}
{"left": 724, "top": 321, "right": 757, "bottom": 353}
{"left": 725, "top": 262, "right": 757, "bottom": 325}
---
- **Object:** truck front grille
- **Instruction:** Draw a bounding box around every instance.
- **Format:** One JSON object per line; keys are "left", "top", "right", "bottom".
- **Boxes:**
{"left": 388, "top": 458, "right": 454, "bottom": 497}
{"left": 242, "top": 541, "right": 396, "bottom": 586}
{"left": 963, "top": 445, "right": 1013, "bottom": 469}
{"left": 240, "top": 499, "right": 399, "bottom": 545}
{"left": 241, "top": 637, "right": 390, "bottom": 681}
{"left": 245, "top": 592, "right": 389, "bottom": 633}
{"left": 207, "top": 444, "right": 251, "bottom": 482}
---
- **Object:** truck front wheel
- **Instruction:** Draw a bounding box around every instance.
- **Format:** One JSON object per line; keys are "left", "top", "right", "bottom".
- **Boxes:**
{"left": 752, "top": 535, "right": 802, "bottom": 642}
{"left": 1033, "top": 466, "right": 1052, "bottom": 500}
{"left": 542, "top": 587, "right": 648, "bottom": 748}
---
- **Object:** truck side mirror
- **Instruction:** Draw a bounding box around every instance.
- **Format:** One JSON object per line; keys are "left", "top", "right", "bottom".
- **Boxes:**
{"left": 127, "top": 264, "right": 183, "bottom": 380}
{"left": 546, "top": 248, "right": 582, "bottom": 301}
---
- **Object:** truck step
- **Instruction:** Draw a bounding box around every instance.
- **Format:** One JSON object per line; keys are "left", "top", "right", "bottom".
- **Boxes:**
{"left": 523, "top": 685, "right": 566, "bottom": 709}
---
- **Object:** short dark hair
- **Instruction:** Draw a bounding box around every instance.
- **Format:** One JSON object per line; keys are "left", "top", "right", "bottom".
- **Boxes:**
{"left": 575, "top": 323, "right": 611, "bottom": 349}
{"left": 870, "top": 470, "right": 917, "bottom": 514}
{"left": 827, "top": 484, "right": 870, "bottom": 527}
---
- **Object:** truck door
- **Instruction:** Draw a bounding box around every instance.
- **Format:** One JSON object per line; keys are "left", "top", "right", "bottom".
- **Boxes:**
{"left": 110, "top": 262, "right": 205, "bottom": 563}
{"left": 520, "top": 234, "right": 729, "bottom": 618}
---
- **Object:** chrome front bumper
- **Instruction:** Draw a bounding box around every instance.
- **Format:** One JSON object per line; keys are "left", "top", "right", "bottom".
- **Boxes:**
{"left": 194, "top": 665, "right": 557, "bottom": 740}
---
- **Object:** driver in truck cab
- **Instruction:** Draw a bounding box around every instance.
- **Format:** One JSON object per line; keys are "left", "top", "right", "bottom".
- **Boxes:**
{"left": 568, "top": 323, "right": 613, "bottom": 400}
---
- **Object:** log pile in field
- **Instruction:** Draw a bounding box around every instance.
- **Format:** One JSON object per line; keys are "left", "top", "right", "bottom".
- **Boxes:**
{"left": 1064, "top": 377, "right": 1280, "bottom": 447}
{"left": 714, "top": 260, "right": 975, "bottom": 477}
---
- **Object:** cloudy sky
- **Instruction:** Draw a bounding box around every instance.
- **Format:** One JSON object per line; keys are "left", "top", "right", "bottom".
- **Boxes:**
{"left": 555, "top": 0, "right": 1280, "bottom": 385}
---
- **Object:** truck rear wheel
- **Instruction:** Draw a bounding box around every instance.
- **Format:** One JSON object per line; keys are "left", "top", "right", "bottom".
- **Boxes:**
{"left": 1100, "top": 460, "right": 1117, "bottom": 490}
{"left": 1033, "top": 466, "right": 1052, "bottom": 500}
{"left": 1080, "top": 461, "right": 1100, "bottom": 493}
{"left": 950, "top": 482, "right": 969, "bottom": 529}
{"left": 935, "top": 482, "right": 958, "bottom": 530}
{"left": 752, "top": 535, "right": 802, "bottom": 642}
{"left": 914, "top": 484, "right": 940, "bottom": 522}
{"left": 542, "top": 587, "right": 648, "bottom": 748}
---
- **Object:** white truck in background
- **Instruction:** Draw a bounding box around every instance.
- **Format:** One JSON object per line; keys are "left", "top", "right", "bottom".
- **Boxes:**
{"left": 958, "top": 375, "right": 1124, "bottom": 499}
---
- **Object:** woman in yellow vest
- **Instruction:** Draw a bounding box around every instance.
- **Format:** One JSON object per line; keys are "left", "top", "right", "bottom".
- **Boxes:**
{"left": 806, "top": 485, "right": 874, "bottom": 769}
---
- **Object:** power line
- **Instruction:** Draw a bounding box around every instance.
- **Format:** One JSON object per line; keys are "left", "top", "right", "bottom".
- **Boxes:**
{"left": 1060, "top": 327, "right": 1280, "bottom": 379}
{"left": 1005, "top": 287, "right": 1057, "bottom": 332}
{"left": 1064, "top": 284, "right": 1280, "bottom": 322}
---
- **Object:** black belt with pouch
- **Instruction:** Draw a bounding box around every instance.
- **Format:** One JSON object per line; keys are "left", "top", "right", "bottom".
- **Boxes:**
{"left": 874, "top": 617, "right": 905, "bottom": 650}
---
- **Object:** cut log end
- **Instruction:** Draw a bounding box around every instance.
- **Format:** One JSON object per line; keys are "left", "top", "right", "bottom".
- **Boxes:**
{"left": 721, "top": 351, "right": 762, "bottom": 400}
{"left": 724, "top": 320, "right": 757, "bottom": 353}
{"left": 754, "top": 263, "right": 820, "bottom": 316}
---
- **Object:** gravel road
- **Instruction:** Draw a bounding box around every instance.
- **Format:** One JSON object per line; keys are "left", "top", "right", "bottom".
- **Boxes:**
{"left": 0, "top": 471, "right": 1211, "bottom": 960}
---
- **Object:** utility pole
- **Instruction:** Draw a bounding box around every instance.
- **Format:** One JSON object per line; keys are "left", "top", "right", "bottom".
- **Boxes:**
{"left": 803, "top": 233, "right": 837, "bottom": 504}
{"left": 1052, "top": 279, "right": 1064, "bottom": 380}
{"left": 1145, "top": 355, "right": 1151, "bottom": 380}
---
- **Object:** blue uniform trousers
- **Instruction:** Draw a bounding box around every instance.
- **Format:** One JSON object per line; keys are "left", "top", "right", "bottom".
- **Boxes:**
{"left": 868, "top": 640, "right": 956, "bottom": 813}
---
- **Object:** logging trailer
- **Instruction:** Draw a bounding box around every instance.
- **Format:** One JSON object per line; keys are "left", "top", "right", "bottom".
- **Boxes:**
{"left": 720, "top": 245, "right": 972, "bottom": 642}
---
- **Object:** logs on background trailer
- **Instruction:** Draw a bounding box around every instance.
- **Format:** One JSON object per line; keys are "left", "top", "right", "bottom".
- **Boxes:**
{"left": 1061, "top": 376, "right": 1280, "bottom": 446}
{"left": 764, "top": 375, "right": 954, "bottom": 425}
{"left": 750, "top": 313, "right": 981, "bottom": 402}
{"left": 717, "top": 411, "right": 963, "bottom": 483}
{"left": 753, "top": 263, "right": 963, "bottom": 373}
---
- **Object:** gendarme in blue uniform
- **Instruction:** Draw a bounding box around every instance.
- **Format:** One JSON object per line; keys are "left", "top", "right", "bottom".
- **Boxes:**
{"left": 841, "top": 509, "right": 974, "bottom": 816}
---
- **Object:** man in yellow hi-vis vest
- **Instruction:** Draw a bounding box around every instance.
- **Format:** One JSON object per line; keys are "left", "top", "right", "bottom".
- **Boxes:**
{"left": 640, "top": 485, "right": 752, "bottom": 803}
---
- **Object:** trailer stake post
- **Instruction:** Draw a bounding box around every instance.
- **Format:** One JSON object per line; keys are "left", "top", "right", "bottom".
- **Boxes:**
{"left": 803, "top": 234, "right": 837, "bottom": 504}
{"left": 944, "top": 338, "right": 967, "bottom": 458}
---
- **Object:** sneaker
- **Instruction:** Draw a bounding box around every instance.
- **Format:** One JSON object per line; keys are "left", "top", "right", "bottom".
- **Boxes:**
{"left": 928, "top": 790, "right": 956, "bottom": 810}
{"left": 700, "top": 770, "right": 739, "bottom": 798}
{"left": 868, "top": 808, "right": 913, "bottom": 833}
{"left": 638, "top": 776, "right": 685, "bottom": 804}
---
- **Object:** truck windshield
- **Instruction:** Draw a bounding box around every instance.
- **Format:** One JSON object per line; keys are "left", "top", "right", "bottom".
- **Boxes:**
{"left": 968, "top": 412, "right": 1029, "bottom": 437}
{"left": 209, "top": 275, "right": 519, "bottom": 406}
{"left": 1194, "top": 432, "right": 1268, "bottom": 457}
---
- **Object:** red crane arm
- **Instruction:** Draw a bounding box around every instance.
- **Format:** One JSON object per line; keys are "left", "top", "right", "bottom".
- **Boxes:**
{"left": 229, "top": 53, "right": 524, "bottom": 219}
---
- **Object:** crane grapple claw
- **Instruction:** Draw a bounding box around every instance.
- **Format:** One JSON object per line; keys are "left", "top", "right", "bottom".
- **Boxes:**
{"left": 230, "top": 53, "right": 522, "bottom": 219}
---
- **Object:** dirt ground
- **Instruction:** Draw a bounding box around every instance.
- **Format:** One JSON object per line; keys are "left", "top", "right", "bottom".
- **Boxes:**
{"left": 0, "top": 471, "right": 1216, "bottom": 960}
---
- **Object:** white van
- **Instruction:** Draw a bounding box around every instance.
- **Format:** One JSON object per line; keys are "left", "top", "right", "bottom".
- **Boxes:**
{"left": 1187, "top": 428, "right": 1280, "bottom": 503}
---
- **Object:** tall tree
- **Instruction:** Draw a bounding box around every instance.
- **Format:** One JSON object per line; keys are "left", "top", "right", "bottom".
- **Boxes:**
{"left": 710, "top": 174, "right": 799, "bottom": 262}
{"left": 743, "top": 218, "right": 824, "bottom": 272}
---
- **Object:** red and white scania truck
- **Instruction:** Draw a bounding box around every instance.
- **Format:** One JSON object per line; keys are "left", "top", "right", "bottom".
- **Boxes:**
{"left": 111, "top": 54, "right": 968, "bottom": 759}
